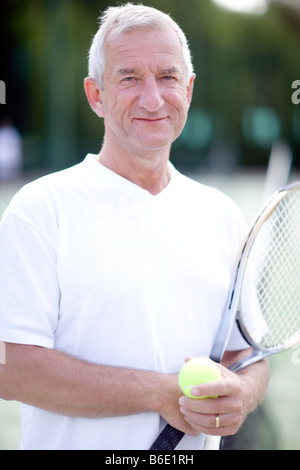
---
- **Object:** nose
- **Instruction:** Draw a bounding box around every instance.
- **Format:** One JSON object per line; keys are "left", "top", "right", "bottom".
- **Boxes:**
{"left": 139, "top": 78, "right": 164, "bottom": 113}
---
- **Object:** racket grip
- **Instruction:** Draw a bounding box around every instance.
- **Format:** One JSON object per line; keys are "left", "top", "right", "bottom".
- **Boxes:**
{"left": 149, "top": 424, "right": 184, "bottom": 450}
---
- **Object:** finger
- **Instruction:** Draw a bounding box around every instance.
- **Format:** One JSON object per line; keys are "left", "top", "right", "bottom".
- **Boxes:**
{"left": 190, "top": 372, "right": 241, "bottom": 399}
{"left": 191, "top": 379, "right": 228, "bottom": 397}
{"left": 184, "top": 356, "right": 192, "bottom": 363}
{"left": 180, "top": 394, "right": 243, "bottom": 421}
{"left": 182, "top": 409, "right": 241, "bottom": 437}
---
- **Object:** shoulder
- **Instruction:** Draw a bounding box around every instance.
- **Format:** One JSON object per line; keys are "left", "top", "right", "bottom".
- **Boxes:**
{"left": 3, "top": 158, "right": 89, "bottom": 219}
{"left": 174, "top": 168, "right": 244, "bottom": 218}
{"left": 1, "top": 159, "right": 92, "bottom": 244}
{"left": 172, "top": 168, "right": 248, "bottom": 247}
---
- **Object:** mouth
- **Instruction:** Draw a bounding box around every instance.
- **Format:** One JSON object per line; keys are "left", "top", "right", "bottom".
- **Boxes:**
{"left": 134, "top": 117, "right": 168, "bottom": 123}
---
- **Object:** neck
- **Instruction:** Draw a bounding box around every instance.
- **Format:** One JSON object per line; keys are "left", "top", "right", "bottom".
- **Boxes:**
{"left": 97, "top": 140, "right": 172, "bottom": 195}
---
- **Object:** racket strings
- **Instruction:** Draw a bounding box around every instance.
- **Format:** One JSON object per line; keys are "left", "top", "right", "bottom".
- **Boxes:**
{"left": 241, "top": 189, "right": 300, "bottom": 349}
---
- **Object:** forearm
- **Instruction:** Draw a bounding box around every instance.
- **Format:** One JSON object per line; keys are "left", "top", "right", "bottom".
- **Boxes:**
{"left": 221, "top": 349, "right": 270, "bottom": 415}
{"left": 0, "top": 343, "right": 177, "bottom": 418}
{"left": 236, "top": 359, "right": 270, "bottom": 416}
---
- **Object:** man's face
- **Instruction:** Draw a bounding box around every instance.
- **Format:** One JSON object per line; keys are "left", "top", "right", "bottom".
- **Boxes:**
{"left": 98, "top": 28, "right": 194, "bottom": 156}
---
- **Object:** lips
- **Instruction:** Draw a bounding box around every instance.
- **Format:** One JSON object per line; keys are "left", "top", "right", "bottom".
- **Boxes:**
{"left": 134, "top": 117, "right": 168, "bottom": 123}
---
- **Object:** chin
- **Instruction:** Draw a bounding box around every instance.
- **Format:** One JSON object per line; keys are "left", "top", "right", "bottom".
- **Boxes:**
{"left": 137, "top": 135, "right": 174, "bottom": 152}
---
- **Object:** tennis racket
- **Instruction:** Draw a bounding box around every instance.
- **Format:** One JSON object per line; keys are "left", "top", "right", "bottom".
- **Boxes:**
{"left": 150, "top": 181, "right": 300, "bottom": 450}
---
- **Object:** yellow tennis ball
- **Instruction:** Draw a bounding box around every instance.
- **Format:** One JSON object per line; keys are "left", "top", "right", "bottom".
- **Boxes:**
{"left": 178, "top": 357, "right": 221, "bottom": 399}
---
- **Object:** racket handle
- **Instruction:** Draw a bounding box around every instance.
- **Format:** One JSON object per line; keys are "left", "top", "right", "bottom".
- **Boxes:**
{"left": 149, "top": 424, "right": 184, "bottom": 450}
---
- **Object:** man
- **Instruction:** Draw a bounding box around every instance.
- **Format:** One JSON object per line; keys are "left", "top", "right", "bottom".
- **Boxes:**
{"left": 0, "top": 4, "right": 269, "bottom": 450}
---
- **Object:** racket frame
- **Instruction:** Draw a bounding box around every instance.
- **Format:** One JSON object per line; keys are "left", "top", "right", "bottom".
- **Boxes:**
{"left": 211, "top": 181, "right": 300, "bottom": 368}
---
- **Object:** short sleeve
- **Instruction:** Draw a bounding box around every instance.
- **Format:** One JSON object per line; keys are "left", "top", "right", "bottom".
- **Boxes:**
{"left": 0, "top": 213, "right": 60, "bottom": 348}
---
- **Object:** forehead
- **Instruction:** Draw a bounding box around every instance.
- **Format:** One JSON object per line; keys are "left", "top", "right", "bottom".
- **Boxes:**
{"left": 104, "top": 28, "right": 185, "bottom": 74}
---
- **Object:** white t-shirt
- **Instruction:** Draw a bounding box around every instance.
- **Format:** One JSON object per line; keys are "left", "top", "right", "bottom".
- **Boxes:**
{"left": 0, "top": 154, "right": 247, "bottom": 450}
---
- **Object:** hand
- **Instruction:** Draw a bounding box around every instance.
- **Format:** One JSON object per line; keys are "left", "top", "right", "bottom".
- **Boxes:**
{"left": 156, "top": 374, "right": 203, "bottom": 437}
{"left": 178, "top": 364, "right": 249, "bottom": 437}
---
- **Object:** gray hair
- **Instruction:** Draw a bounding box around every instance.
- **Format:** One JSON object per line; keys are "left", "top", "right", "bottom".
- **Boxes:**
{"left": 88, "top": 3, "right": 194, "bottom": 89}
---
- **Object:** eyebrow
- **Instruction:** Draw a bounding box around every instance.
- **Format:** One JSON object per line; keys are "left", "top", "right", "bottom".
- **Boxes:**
{"left": 160, "top": 67, "right": 182, "bottom": 75}
{"left": 116, "top": 66, "right": 182, "bottom": 76}
{"left": 116, "top": 68, "right": 138, "bottom": 76}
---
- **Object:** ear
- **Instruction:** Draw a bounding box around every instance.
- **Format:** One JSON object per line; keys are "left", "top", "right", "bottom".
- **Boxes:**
{"left": 186, "top": 74, "right": 196, "bottom": 107}
{"left": 84, "top": 77, "right": 105, "bottom": 118}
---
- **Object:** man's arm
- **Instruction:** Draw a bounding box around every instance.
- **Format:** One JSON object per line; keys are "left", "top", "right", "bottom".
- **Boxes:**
{"left": 0, "top": 342, "right": 196, "bottom": 434}
{"left": 0, "top": 343, "right": 269, "bottom": 438}
{"left": 178, "top": 348, "right": 269, "bottom": 436}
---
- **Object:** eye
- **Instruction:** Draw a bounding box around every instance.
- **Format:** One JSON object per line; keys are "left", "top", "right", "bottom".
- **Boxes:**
{"left": 161, "top": 75, "right": 176, "bottom": 82}
{"left": 122, "top": 76, "right": 138, "bottom": 84}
